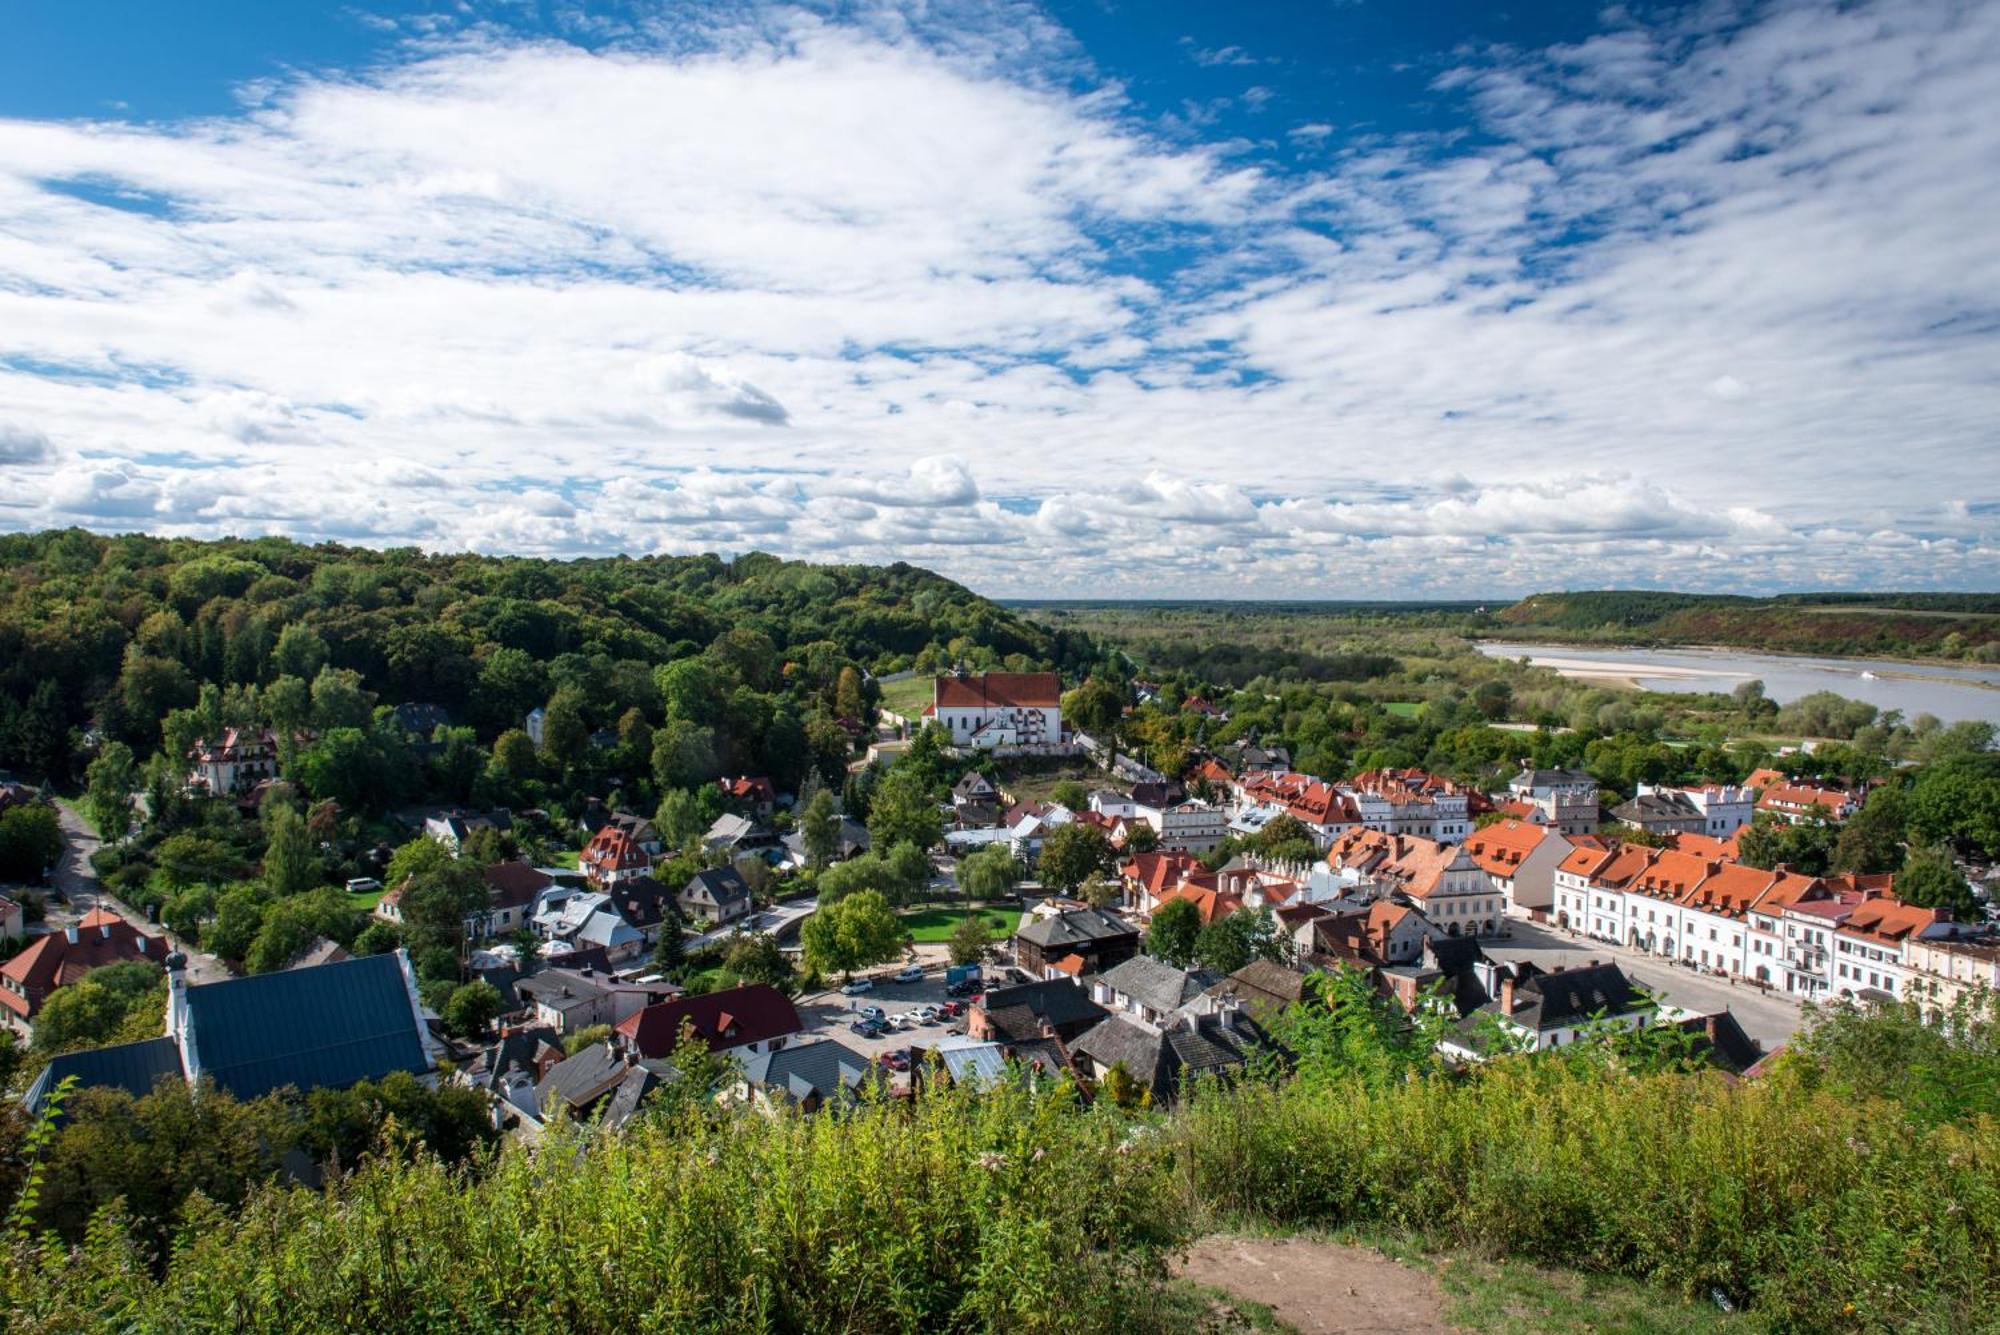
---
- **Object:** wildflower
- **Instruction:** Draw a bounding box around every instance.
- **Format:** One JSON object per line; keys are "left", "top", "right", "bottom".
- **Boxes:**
{"left": 978, "top": 1152, "right": 1004, "bottom": 1171}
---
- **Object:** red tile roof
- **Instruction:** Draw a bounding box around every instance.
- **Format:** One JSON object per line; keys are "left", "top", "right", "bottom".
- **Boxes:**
{"left": 1462, "top": 820, "right": 1549, "bottom": 877}
{"left": 0, "top": 912, "right": 167, "bottom": 1021}
{"left": 934, "top": 672, "right": 1062, "bottom": 710}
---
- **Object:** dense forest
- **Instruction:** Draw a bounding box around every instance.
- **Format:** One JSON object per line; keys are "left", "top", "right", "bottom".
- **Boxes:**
{"left": 1496, "top": 590, "right": 2000, "bottom": 658}
{"left": 0, "top": 528, "right": 1092, "bottom": 792}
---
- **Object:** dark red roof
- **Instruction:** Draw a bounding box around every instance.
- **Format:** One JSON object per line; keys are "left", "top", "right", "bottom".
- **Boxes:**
{"left": 615, "top": 983, "right": 803, "bottom": 1057}
{"left": 484, "top": 860, "right": 553, "bottom": 909}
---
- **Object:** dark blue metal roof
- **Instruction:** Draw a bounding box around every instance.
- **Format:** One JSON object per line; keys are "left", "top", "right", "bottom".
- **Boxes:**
{"left": 184, "top": 953, "right": 429, "bottom": 1101}
{"left": 24, "top": 1036, "right": 183, "bottom": 1120}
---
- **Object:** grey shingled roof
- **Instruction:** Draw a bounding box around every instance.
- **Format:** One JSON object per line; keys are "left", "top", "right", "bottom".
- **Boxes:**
{"left": 738, "top": 1039, "right": 876, "bottom": 1106}
{"left": 1015, "top": 908, "right": 1138, "bottom": 950}
{"left": 976, "top": 978, "right": 1107, "bottom": 1035}
{"left": 1097, "top": 956, "right": 1210, "bottom": 1014}
{"left": 182, "top": 952, "right": 430, "bottom": 1101}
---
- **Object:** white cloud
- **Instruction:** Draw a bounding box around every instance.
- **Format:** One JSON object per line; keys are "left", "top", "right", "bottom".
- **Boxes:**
{"left": 0, "top": 0, "right": 1991, "bottom": 596}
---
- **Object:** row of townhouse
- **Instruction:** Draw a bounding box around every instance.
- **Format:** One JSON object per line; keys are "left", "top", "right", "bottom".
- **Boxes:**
{"left": 1554, "top": 841, "right": 1986, "bottom": 1003}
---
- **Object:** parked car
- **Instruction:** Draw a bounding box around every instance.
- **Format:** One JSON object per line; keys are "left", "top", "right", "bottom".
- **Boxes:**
{"left": 880, "top": 1051, "right": 910, "bottom": 1072}
{"left": 939, "top": 1001, "right": 965, "bottom": 1019}
{"left": 840, "top": 978, "right": 875, "bottom": 995}
{"left": 857, "top": 1005, "right": 886, "bottom": 1022}
{"left": 346, "top": 877, "right": 383, "bottom": 895}
{"left": 893, "top": 965, "right": 925, "bottom": 984}
{"left": 850, "top": 1018, "right": 886, "bottom": 1038}
{"left": 912, "top": 1005, "right": 941, "bottom": 1024}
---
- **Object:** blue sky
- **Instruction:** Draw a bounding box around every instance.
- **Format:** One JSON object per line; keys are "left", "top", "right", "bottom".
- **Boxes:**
{"left": 0, "top": 0, "right": 1995, "bottom": 597}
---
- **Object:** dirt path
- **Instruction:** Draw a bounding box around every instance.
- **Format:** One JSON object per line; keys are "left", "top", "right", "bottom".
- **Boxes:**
{"left": 1177, "top": 1234, "right": 1463, "bottom": 1335}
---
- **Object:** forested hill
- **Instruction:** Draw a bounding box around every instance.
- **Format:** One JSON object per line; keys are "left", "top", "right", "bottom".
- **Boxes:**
{"left": 0, "top": 529, "right": 1084, "bottom": 786}
{"left": 1496, "top": 590, "right": 2000, "bottom": 659}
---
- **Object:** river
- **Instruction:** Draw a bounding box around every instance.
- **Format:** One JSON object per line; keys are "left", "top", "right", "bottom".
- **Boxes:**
{"left": 1474, "top": 641, "right": 2000, "bottom": 726}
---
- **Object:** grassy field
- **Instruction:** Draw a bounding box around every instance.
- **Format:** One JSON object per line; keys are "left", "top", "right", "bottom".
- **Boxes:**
{"left": 990, "top": 758, "right": 1108, "bottom": 804}
{"left": 878, "top": 674, "right": 934, "bottom": 719}
{"left": 549, "top": 848, "right": 580, "bottom": 870}
{"left": 1381, "top": 700, "right": 1422, "bottom": 718}
{"left": 344, "top": 888, "right": 385, "bottom": 911}
{"left": 900, "top": 907, "right": 1017, "bottom": 942}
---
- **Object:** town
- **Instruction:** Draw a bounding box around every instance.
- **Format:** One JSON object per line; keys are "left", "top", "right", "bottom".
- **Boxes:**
{"left": 7, "top": 652, "right": 1995, "bottom": 1137}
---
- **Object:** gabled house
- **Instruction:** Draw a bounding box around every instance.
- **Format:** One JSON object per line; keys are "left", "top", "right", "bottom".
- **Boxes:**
{"left": 703, "top": 813, "right": 778, "bottom": 856}
{"left": 615, "top": 983, "right": 803, "bottom": 1061}
{"left": 424, "top": 808, "right": 512, "bottom": 854}
{"left": 531, "top": 1041, "right": 678, "bottom": 1130}
{"left": 516, "top": 966, "right": 678, "bottom": 1034}
{"left": 2, "top": 910, "right": 169, "bottom": 1036}
{"left": 579, "top": 822, "right": 652, "bottom": 887}
{"left": 1460, "top": 819, "right": 1570, "bottom": 920}
{"left": 679, "top": 866, "right": 754, "bottom": 926}
{"left": 477, "top": 860, "right": 554, "bottom": 939}
{"left": 1068, "top": 1006, "right": 1271, "bottom": 1106}
{"left": 734, "top": 1038, "right": 881, "bottom": 1114}
{"left": 1014, "top": 908, "right": 1141, "bottom": 978}
{"left": 952, "top": 772, "right": 999, "bottom": 808}
{"left": 1440, "top": 961, "right": 1655, "bottom": 1059}
{"left": 1089, "top": 956, "right": 1217, "bottom": 1026}
{"left": 968, "top": 977, "right": 1109, "bottom": 1043}
{"left": 1610, "top": 789, "right": 1707, "bottom": 836}
{"left": 718, "top": 776, "right": 778, "bottom": 815}
{"left": 1505, "top": 768, "right": 1600, "bottom": 836}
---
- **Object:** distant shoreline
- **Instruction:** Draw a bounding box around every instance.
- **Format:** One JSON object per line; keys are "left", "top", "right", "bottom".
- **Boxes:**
{"left": 1478, "top": 641, "right": 2000, "bottom": 696}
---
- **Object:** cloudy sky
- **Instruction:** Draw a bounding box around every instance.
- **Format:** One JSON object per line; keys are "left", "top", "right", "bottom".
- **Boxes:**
{"left": 1, "top": 0, "right": 1995, "bottom": 597}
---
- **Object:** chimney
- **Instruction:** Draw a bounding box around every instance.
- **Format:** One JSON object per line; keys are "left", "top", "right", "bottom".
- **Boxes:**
{"left": 1499, "top": 974, "right": 1516, "bottom": 1015}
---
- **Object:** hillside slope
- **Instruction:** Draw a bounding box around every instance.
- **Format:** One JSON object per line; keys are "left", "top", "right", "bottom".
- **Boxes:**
{"left": 1496, "top": 590, "right": 2000, "bottom": 659}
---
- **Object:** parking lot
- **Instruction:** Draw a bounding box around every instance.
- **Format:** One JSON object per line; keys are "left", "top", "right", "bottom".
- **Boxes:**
{"left": 792, "top": 961, "right": 1031, "bottom": 1079}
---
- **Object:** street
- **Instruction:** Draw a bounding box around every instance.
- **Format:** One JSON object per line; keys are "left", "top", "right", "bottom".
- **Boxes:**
{"left": 1483, "top": 919, "right": 1807, "bottom": 1050}
{"left": 47, "top": 801, "right": 232, "bottom": 986}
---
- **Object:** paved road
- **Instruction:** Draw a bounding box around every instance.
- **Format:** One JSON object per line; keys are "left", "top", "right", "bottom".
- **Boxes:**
{"left": 49, "top": 801, "right": 232, "bottom": 986}
{"left": 1484, "top": 919, "right": 1805, "bottom": 1050}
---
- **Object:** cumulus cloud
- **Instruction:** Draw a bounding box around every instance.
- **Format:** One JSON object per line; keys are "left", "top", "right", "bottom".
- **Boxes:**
{"left": 0, "top": 424, "right": 53, "bottom": 465}
{"left": 0, "top": 0, "right": 1991, "bottom": 595}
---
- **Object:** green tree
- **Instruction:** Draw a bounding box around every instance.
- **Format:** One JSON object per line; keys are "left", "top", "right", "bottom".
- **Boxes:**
{"left": 1061, "top": 677, "right": 1123, "bottom": 738}
{"left": 1736, "top": 818, "right": 1837, "bottom": 876}
{"left": 957, "top": 844, "right": 1023, "bottom": 901}
{"left": 865, "top": 765, "right": 943, "bottom": 853}
{"left": 834, "top": 665, "right": 866, "bottom": 721}
{"left": 1147, "top": 897, "right": 1201, "bottom": 969}
{"left": 444, "top": 979, "right": 504, "bottom": 1038}
{"left": 651, "top": 923, "right": 687, "bottom": 977}
{"left": 1050, "top": 780, "right": 1089, "bottom": 813}
{"left": 801, "top": 788, "right": 840, "bottom": 869}
{"left": 491, "top": 728, "right": 538, "bottom": 782}
{"left": 83, "top": 742, "right": 138, "bottom": 845}
{"left": 654, "top": 787, "right": 709, "bottom": 848}
{"left": 722, "top": 933, "right": 796, "bottom": 991}
{"left": 270, "top": 623, "right": 329, "bottom": 682}
{"left": 243, "top": 888, "right": 352, "bottom": 974}
{"left": 1195, "top": 908, "right": 1282, "bottom": 975}
{"left": 260, "top": 802, "right": 321, "bottom": 897}
{"left": 652, "top": 719, "right": 720, "bottom": 790}
{"left": 1036, "top": 822, "right": 1113, "bottom": 892}
{"left": 799, "top": 889, "right": 904, "bottom": 981}
{"left": 309, "top": 666, "right": 373, "bottom": 731}
{"left": 947, "top": 912, "right": 994, "bottom": 966}
{"left": 1895, "top": 845, "right": 1979, "bottom": 919}
{"left": 541, "top": 687, "right": 590, "bottom": 770}
{"left": 0, "top": 804, "right": 63, "bottom": 884}
{"left": 1832, "top": 785, "right": 1908, "bottom": 875}
{"left": 28, "top": 960, "right": 164, "bottom": 1053}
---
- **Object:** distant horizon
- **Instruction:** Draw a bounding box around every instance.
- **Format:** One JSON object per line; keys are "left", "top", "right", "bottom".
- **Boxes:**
{"left": 1, "top": 0, "right": 1996, "bottom": 595}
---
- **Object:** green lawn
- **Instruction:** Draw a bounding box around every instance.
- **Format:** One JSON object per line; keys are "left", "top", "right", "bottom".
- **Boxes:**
{"left": 550, "top": 848, "right": 581, "bottom": 870}
{"left": 899, "top": 907, "right": 1016, "bottom": 942}
{"left": 878, "top": 675, "right": 934, "bottom": 720}
{"left": 1381, "top": 701, "right": 1422, "bottom": 718}
{"left": 345, "top": 888, "right": 386, "bottom": 911}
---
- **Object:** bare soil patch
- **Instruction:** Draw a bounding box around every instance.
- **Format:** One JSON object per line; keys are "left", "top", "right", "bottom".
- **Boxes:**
{"left": 1176, "top": 1234, "right": 1463, "bottom": 1335}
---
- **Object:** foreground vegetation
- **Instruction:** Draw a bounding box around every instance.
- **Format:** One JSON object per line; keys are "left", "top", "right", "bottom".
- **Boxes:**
{"left": 4, "top": 983, "right": 1997, "bottom": 1333}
